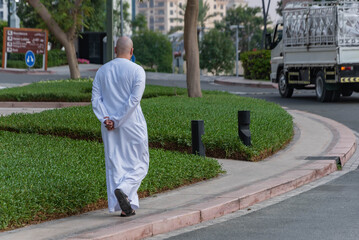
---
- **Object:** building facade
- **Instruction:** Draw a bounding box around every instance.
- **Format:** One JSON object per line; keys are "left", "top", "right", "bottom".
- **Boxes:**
{"left": 0, "top": 0, "right": 8, "bottom": 21}
{"left": 136, "top": 0, "right": 247, "bottom": 34}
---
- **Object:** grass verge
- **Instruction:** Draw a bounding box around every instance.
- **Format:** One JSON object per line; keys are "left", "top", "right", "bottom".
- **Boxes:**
{"left": 0, "top": 92, "right": 293, "bottom": 161}
{"left": 0, "top": 79, "right": 186, "bottom": 102}
{"left": 0, "top": 131, "right": 222, "bottom": 230}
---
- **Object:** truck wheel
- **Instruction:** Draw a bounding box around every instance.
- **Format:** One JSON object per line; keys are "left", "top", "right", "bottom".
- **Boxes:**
{"left": 315, "top": 71, "right": 332, "bottom": 102}
{"left": 342, "top": 89, "right": 353, "bottom": 97}
{"left": 278, "top": 70, "right": 293, "bottom": 98}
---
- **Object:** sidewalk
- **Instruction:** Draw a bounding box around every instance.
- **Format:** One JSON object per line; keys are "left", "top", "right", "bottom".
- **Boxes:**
{"left": 0, "top": 106, "right": 356, "bottom": 240}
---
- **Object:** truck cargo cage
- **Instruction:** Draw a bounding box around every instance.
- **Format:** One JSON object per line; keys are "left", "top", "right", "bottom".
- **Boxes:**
{"left": 283, "top": 0, "right": 359, "bottom": 47}
{"left": 338, "top": 1, "right": 359, "bottom": 46}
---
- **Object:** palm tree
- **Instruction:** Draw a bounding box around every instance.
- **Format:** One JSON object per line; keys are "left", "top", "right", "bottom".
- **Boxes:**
{"left": 171, "top": 0, "right": 218, "bottom": 33}
{"left": 198, "top": 0, "right": 218, "bottom": 29}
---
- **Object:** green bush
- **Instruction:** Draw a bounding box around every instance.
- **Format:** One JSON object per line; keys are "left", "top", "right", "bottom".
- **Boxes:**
{"left": 132, "top": 30, "right": 173, "bottom": 73}
{"left": 0, "top": 79, "right": 186, "bottom": 102}
{"left": 240, "top": 50, "right": 271, "bottom": 80}
{"left": 200, "top": 28, "right": 235, "bottom": 75}
{"left": 47, "top": 49, "right": 68, "bottom": 67}
{"left": 0, "top": 91, "right": 293, "bottom": 161}
{"left": 0, "top": 21, "right": 7, "bottom": 53}
{"left": 0, "top": 50, "right": 67, "bottom": 69}
{"left": 0, "top": 130, "right": 222, "bottom": 230}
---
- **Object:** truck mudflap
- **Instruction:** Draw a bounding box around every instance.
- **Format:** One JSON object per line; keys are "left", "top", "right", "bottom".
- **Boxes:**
{"left": 340, "top": 77, "right": 359, "bottom": 83}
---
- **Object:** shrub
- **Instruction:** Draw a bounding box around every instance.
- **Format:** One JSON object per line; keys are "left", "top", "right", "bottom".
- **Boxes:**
{"left": 240, "top": 50, "right": 271, "bottom": 80}
{"left": 47, "top": 49, "right": 67, "bottom": 67}
{"left": 0, "top": 21, "right": 7, "bottom": 53}
{"left": 200, "top": 28, "right": 235, "bottom": 75}
{"left": 0, "top": 50, "right": 67, "bottom": 69}
{"left": 132, "top": 30, "right": 173, "bottom": 73}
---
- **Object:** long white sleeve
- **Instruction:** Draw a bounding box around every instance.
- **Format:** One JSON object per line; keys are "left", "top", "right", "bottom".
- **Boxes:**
{"left": 110, "top": 68, "right": 146, "bottom": 128}
{"left": 92, "top": 71, "right": 109, "bottom": 124}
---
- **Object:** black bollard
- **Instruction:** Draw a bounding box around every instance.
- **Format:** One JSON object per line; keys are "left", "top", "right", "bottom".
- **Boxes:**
{"left": 191, "top": 120, "right": 206, "bottom": 157}
{"left": 238, "top": 111, "right": 251, "bottom": 146}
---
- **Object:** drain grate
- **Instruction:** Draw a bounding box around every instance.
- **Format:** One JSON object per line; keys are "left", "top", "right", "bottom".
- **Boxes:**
{"left": 305, "top": 156, "right": 341, "bottom": 165}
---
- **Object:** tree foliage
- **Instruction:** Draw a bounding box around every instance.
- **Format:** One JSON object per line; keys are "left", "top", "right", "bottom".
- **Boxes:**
{"left": 85, "top": 0, "right": 106, "bottom": 32}
{"left": 114, "top": 1, "right": 131, "bottom": 35}
{"left": 218, "top": 5, "right": 264, "bottom": 52}
{"left": 200, "top": 29, "right": 235, "bottom": 75}
{"left": 18, "top": 0, "right": 105, "bottom": 49}
{"left": 25, "top": 0, "right": 96, "bottom": 78}
{"left": 132, "top": 30, "right": 172, "bottom": 72}
{"left": 172, "top": 0, "right": 217, "bottom": 32}
{"left": 30, "top": 0, "right": 93, "bottom": 33}
{"left": 131, "top": 14, "right": 148, "bottom": 34}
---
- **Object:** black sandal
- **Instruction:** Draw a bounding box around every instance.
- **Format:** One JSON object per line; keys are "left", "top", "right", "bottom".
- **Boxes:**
{"left": 120, "top": 210, "right": 136, "bottom": 217}
{"left": 114, "top": 189, "right": 133, "bottom": 215}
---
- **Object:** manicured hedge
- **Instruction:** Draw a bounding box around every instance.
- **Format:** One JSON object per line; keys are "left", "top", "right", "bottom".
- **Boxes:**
{"left": 0, "top": 131, "right": 222, "bottom": 230}
{"left": 240, "top": 50, "right": 271, "bottom": 80}
{"left": 0, "top": 93, "right": 293, "bottom": 161}
{"left": 0, "top": 79, "right": 186, "bottom": 102}
{"left": 0, "top": 50, "right": 68, "bottom": 69}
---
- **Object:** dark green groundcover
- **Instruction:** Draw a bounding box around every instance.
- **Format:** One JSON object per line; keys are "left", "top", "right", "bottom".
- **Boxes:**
{"left": 0, "top": 92, "right": 293, "bottom": 161}
{"left": 0, "top": 131, "right": 222, "bottom": 230}
{"left": 0, "top": 81, "right": 293, "bottom": 230}
{"left": 0, "top": 79, "right": 186, "bottom": 102}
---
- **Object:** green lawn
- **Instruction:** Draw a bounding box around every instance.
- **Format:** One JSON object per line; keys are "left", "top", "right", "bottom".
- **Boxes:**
{"left": 0, "top": 79, "right": 293, "bottom": 230}
{"left": 0, "top": 92, "right": 292, "bottom": 161}
{"left": 0, "top": 78, "right": 186, "bottom": 102}
{"left": 0, "top": 131, "right": 222, "bottom": 230}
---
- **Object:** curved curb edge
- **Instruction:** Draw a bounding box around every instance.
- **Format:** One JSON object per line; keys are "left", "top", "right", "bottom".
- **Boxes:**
{"left": 67, "top": 111, "right": 357, "bottom": 240}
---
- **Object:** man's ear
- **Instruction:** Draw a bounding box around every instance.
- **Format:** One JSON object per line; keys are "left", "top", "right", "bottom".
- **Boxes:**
{"left": 130, "top": 48, "right": 134, "bottom": 56}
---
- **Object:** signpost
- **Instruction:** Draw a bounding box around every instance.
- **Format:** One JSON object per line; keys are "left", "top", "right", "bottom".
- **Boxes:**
{"left": 25, "top": 50, "right": 35, "bottom": 68}
{"left": 2, "top": 27, "right": 48, "bottom": 70}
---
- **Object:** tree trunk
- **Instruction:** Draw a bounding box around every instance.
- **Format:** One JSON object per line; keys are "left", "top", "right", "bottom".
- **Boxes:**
{"left": 184, "top": 0, "right": 202, "bottom": 97}
{"left": 64, "top": 41, "right": 80, "bottom": 79}
{"left": 26, "top": 0, "right": 81, "bottom": 79}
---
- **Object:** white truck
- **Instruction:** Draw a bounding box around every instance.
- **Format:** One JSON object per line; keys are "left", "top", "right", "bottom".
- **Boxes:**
{"left": 267, "top": 0, "right": 359, "bottom": 102}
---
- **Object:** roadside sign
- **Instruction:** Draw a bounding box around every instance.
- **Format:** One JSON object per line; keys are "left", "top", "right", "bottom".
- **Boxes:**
{"left": 25, "top": 50, "right": 35, "bottom": 68}
{"left": 2, "top": 27, "right": 48, "bottom": 70}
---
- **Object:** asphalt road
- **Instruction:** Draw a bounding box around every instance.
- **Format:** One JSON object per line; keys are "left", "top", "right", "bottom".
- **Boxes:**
{"left": 145, "top": 79, "right": 359, "bottom": 239}
{"left": 0, "top": 70, "right": 96, "bottom": 85}
{"left": 146, "top": 79, "right": 359, "bottom": 133}
{"left": 2, "top": 72, "right": 359, "bottom": 240}
{"left": 144, "top": 79, "right": 359, "bottom": 240}
{"left": 159, "top": 167, "right": 359, "bottom": 240}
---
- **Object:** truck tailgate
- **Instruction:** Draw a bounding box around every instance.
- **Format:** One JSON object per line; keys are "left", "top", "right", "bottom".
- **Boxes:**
{"left": 339, "top": 47, "right": 359, "bottom": 64}
{"left": 284, "top": 46, "right": 337, "bottom": 67}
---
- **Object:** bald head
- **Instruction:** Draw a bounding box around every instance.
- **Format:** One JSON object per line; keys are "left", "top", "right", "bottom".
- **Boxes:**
{"left": 116, "top": 36, "right": 133, "bottom": 59}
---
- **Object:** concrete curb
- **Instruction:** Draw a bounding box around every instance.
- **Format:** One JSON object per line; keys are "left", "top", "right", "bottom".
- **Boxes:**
{"left": 67, "top": 110, "right": 357, "bottom": 240}
{"left": 293, "top": 110, "right": 357, "bottom": 166}
{"left": 0, "top": 69, "right": 55, "bottom": 75}
{"left": 214, "top": 79, "right": 277, "bottom": 89}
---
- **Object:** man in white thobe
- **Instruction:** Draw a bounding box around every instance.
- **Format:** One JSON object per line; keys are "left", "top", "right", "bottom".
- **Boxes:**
{"left": 92, "top": 36, "right": 149, "bottom": 217}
